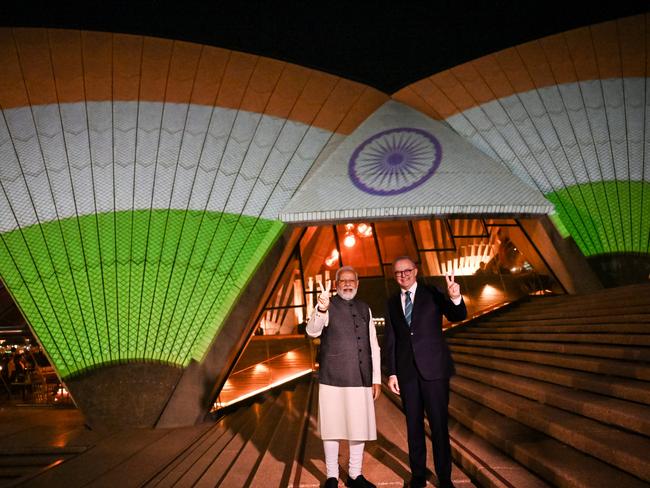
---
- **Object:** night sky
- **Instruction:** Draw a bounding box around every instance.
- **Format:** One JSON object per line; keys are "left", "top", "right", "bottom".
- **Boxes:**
{"left": 2, "top": 1, "right": 649, "bottom": 92}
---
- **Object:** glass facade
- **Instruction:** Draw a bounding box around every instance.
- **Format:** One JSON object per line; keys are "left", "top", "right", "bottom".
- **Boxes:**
{"left": 216, "top": 216, "right": 563, "bottom": 408}
{"left": 253, "top": 217, "right": 562, "bottom": 337}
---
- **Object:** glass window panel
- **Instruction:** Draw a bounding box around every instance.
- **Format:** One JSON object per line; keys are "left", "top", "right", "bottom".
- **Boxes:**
{"left": 413, "top": 218, "right": 454, "bottom": 250}
{"left": 258, "top": 253, "right": 305, "bottom": 335}
{"left": 335, "top": 223, "right": 381, "bottom": 276}
{"left": 485, "top": 218, "right": 518, "bottom": 226}
{"left": 448, "top": 219, "right": 488, "bottom": 237}
{"left": 300, "top": 226, "right": 339, "bottom": 282}
{"left": 375, "top": 221, "right": 418, "bottom": 265}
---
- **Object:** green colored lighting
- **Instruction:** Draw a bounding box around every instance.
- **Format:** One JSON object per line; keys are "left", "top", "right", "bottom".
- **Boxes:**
{"left": 0, "top": 210, "right": 284, "bottom": 378}
{"left": 545, "top": 180, "right": 650, "bottom": 256}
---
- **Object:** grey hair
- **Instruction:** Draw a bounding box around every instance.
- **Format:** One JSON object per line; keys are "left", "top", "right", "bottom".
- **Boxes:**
{"left": 335, "top": 266, "right": 358, "bottom": 281}
{"left": 392, "top": 256, "right": 417, "bottom": 269}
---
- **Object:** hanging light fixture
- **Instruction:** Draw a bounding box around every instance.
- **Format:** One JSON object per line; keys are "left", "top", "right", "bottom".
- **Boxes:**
{"left": 343, "top": 223, "right": 357, "bottom": 248}
{"left": 357, "top": 223, "right": 373, "bottom": 238}
{"left": 325, "top": 249, "right": 339, "bottom": 267}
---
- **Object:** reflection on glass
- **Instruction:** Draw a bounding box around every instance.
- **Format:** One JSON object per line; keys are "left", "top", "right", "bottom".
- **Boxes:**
{"left": 258, "top": 253, "right": 305, "bottom": 335}
{"left": 259, "top": 219, "right": 562, "bottom": 336}
{"left": 375, "top": 221, "right": 418, "bottom": 264}
{"left": 448, "top": 219, "right": 489, "bottom": 237}
{"left": 413, "top": 219, "right": 454, "bottom": 250}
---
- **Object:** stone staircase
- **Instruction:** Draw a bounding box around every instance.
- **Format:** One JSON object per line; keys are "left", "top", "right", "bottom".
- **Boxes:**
{"left": 447, "top": 283, "right": 650, "bottom": 487}
{"left": 0, "top": 446, "right": 86, "bottom": 487}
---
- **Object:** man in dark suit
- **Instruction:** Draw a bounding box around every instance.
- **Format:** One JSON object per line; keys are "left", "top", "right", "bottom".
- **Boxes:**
{"left": 383, "top": 256, "right": 466, "bottom": 488}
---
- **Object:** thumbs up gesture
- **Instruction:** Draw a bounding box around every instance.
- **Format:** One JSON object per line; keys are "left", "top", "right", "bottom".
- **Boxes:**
{"left": 446, "top": 272, "right": 461, "bottom": 300}
{"left": 317, "top": 280, "right": 331, "bottom": 312}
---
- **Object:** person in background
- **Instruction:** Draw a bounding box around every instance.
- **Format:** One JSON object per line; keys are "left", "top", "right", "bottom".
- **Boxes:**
{"left": 383, "top": 256, "right": 467, "bottom": 488}
{"left": 307, "top": 266, "right": 381, "bottom": 488}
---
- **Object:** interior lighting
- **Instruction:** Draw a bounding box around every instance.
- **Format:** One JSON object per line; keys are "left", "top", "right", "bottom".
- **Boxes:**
{"left": 357, "top": 223, "right": 373, "bottom": 237}
{"left": 215, "top": 369, "right": 313, "bottom": 409}
{"left": 343, "top": 223, "right": 357, "bottom": 248}
{"left": 325, "top": 249, "right": 339, "bottom": 267}
{"left": 254, "top": 363, "right": 269, "bottom": 373}
{"left": 343, "top": 233, "right": 357, "bottom": 248}
{"left": 480, "top": 284, "right": 501, "bottom": 299}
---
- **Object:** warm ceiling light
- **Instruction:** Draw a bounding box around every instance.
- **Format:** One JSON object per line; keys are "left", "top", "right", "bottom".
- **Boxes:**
{"left": 357, "top": 223, "right": 373, "bottom": 237}
{"left": 343, "top": 233, "right": 356, "bottom": 248}
{"left": 325, "top": 249, "right": 339, "bottom": 267}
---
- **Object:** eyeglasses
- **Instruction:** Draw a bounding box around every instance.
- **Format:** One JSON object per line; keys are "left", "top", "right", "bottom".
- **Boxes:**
{"left": 337, "top": 279, "right": 358, "bottom": 285}
{"left": 394, "top": 268, "right": 415, "bottom": 278}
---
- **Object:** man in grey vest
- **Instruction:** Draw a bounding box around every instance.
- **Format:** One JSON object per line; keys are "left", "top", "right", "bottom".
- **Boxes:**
{"left": 307, "top": 266, "right": 381, "bottom": 488}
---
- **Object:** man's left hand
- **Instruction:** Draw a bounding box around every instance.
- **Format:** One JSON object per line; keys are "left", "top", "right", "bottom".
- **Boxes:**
{"left": 372, "top": 383, "right": 381, "bottom": 401}
{"left": 446, "top": 272, "right": 461, "bottom": 300}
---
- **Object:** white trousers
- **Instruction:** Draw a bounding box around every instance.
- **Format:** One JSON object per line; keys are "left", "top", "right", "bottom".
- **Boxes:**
{"left": 323, "top": 439, "right": 365, "bottom": 479}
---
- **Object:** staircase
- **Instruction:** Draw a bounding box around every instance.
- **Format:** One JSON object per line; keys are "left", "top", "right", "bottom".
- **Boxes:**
{"left": 0, "top": 446, "right": 86, "bottom": 487}
{"left": 447, "top": 283, "right": 650, "bottom": 487}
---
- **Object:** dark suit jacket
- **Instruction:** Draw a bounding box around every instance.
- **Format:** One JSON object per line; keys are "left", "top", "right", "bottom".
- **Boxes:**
{"left": 383, "top": 283, "right": 467, "bottom": 381}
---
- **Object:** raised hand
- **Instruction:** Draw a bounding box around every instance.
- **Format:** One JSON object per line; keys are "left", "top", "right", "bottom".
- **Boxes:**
{"left": 445, "top": 272, "right": 461, "bottom": 300}
{"left": 317, "top": 280, "right": 331, "bottom": 312}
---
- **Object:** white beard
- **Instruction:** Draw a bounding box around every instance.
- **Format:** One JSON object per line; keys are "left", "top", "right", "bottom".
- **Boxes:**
{"left": 338, "top": 289, "right": 357, "bottom": 300}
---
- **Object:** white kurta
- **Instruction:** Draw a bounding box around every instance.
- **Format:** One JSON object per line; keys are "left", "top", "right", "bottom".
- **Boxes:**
{"left": 306, "top": 306, "right": 381, "bottom": 440}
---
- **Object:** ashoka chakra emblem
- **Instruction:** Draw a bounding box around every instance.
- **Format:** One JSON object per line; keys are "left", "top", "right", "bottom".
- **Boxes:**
{"left": 349, "top": 127, "right": 442, "bottom": 196}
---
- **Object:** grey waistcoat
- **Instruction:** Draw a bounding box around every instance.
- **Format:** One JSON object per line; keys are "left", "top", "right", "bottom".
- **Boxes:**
{"left": 319, "top": 295, "right": 372, "bottom": 387}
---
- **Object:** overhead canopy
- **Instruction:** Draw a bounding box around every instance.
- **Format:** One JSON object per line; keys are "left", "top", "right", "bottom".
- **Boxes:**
{"left": 280, "top": 101, "right": 554, "bottom": 223}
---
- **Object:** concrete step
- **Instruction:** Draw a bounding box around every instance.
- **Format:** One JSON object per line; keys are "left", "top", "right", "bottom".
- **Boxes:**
{"left": 510, "top": 284, "right": 650, "bottom": 309}
{"left": 450, "top": 344, "right": 650, "bottom": 380}
{"left": 453, "top": 330, "right": 650, "bottom": 346}
{"left": 454, "top": 364, "right": 650, "bottom": 436}
{"left": 461, "top": 323, "right": 650, "bottom": 335}
{"left": 452, "top": 352, "right": 650, "bottom": 405}
{"left": 499, "top": 296, "right": 650, "bottom": 314}
{"left": 448, "top": 337, "right": 650, "bottom": 361}
{"left": 91, "top": 422, "right": 212, "bottom": 488}
{"left": 483, "top": 315, "right": 650, "bottom": 326}
{"left": 146, "top": 399, "right": 256, "bottom": 487}
{"left": 249, "top": 381, "right": 312, "bottom": 487}
{"left": 381, "top": 385, "right": 513, "bottom": 488}
{"left": 449, "top": 393, "right": 649, "bottom": 487}
{"left": 448, "top": 418, "right": 551, "bottom": 488}
{"left": 495, "top": 304, "right": 650, "bottom": 321}
{"left": 0, "top": 467, "right": 32, "bottom": 481}
{"left": 215, "top": 388, "right": 295, "bottom": 487}
{"left": 191, "top": 391, "right": 286, "bottom": 487}
{"left": 451, "top": 376, "right": 650, "bottom": 481}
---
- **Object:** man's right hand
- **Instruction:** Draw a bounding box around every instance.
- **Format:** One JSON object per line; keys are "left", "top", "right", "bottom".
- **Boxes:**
{"left": 388, "top": 375, "right": 400, "bottom": 395}
{"left": 317, "top": 280, "right": 331, "bottom": 312}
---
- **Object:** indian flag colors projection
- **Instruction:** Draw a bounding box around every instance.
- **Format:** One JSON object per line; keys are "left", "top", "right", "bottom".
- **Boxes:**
{"left": 394, "top": 14, "right": 650, "bottom": 258}
{"left": 0, "top": 210, "right": 283, "bottom": 377}
{"left": 0, "top": 29, "right": 387, "bottom": 379}
{"left": 2, "top": 17, "right": 650, "bottom": 382}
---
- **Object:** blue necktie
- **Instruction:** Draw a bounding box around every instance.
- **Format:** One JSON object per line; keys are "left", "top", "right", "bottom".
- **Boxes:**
{"left": 404, "top": 290, "right": 412, "bottom": 326}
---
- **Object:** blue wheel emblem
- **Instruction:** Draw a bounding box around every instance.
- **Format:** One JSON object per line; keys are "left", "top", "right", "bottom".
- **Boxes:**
{"left": 349, "top": 127, "right": 442, "bottom": 196}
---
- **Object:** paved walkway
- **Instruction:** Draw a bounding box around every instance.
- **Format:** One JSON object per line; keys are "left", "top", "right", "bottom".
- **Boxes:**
{"left": 0, "top": 378, "right": 476, "bottom": 487}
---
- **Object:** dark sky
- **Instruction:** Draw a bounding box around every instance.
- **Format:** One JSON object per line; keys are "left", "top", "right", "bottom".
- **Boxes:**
{"left": 2, "top": 1, "right": 649, "bottom": 92}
